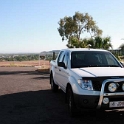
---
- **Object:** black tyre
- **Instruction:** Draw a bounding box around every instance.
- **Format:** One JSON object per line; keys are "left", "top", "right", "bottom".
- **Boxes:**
{"left": 67, "top": 87, "right": 77, "bottom": 117}
{"left": 50, "top": 75, "right": 58, "bottom": 92}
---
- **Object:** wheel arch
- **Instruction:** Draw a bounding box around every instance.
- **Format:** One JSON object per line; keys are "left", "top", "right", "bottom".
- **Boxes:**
{"left": 65, "top": 83, "right": 72, "bottom": 103}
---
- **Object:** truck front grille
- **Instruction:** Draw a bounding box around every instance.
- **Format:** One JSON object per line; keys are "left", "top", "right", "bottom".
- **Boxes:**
{"left": 92, "top": 81, "right": 102, "bottom": 91}
{"left": 83, "top": 77, "right": 124, "bottom": 91}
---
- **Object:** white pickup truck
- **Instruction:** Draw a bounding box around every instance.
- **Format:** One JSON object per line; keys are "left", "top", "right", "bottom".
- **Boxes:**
{"left": 50, "top": 48, "right": 124, "bottom": 116}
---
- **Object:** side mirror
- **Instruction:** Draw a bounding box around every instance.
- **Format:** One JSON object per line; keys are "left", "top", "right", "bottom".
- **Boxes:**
{"left": 58, "top": 62, "right": 67, "bottom": 69}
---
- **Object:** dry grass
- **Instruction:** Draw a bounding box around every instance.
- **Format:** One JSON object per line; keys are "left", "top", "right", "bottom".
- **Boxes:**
{"left": 0, "top": 60, "right": 50, "bottom": 67}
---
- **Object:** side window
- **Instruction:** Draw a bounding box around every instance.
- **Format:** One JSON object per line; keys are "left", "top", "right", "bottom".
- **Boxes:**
{"left": 63, "top": 54, "right": 68, "bottom": 67}
{"left": 57, "top": 51, "right": 64, "bottom": 64}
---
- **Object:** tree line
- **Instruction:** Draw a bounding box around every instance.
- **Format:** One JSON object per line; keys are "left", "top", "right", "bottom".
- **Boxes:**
{"left": 0, "top": 54, "right": 55, "bottom": 62}
{"left": 0, "top": 54, "right": 39, "bottom": 61}
{"left": 58, "top": 12, "right": 124, "bottom": 54}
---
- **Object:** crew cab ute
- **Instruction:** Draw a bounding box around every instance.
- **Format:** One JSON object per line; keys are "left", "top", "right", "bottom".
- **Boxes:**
{"left": 50, "top": 48, "right": 124, "bottom": 116}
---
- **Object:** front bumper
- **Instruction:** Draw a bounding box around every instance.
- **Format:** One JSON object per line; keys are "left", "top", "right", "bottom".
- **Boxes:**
{"left": 74, "top": 93, "right": 124, "bottom": 109}
{"left": 74, "top": 94, "right": 99, "bottom": 109}
{"left": 74, "top": 78, "right": 124, "bottom": 109}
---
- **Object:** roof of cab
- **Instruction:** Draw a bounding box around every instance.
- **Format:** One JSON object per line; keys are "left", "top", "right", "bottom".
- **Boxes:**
{"left": 61, "top": 48, "right": 108, "bottom": 52}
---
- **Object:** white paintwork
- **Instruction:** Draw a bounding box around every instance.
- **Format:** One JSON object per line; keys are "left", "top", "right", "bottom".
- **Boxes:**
{"left": 50, "top": 48, "right": 124, "bottom": 96}
{"left": 72, "top": 67, "right": 124, "bottom": 77}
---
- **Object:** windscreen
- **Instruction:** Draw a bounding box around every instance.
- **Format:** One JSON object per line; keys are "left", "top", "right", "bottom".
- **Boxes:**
{"left": 71, "top": 51, "right": 121, "bottom": 68}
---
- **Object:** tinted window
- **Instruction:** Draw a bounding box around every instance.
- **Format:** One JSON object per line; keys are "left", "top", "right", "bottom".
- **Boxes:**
{"left": 57, "top": 51, "right": 64, "bottom": 64}
{"left": 63, "top": 54, "right": 68, "bottom": 67}
{"left": 71, "top": 51, "right": 121, "bottom": 68}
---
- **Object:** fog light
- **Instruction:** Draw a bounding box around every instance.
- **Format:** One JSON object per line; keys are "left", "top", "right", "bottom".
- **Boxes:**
{"left": 103, "top": 97, "right": 109, "bottom": 104}
{"left": 108, "top": 83, "right": 117, "bottom": 92}
{"left": 122, "top": 84, "right": 124, "bottom": 91}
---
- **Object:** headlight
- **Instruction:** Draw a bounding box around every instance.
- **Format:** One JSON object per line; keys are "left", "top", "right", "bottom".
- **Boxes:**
{"left": 108, "top": 83, "right": 117, "bottom": 92}
{"left": 78, "top": 79, "right": 93, "bottom": 90}
{"left": 122, "top": 83, "right": 124, "bottom": 91}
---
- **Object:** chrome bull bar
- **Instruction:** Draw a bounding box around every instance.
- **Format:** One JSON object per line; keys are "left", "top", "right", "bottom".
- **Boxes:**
{"left": 97, "top": 78, "right": 124, "bottom": 109}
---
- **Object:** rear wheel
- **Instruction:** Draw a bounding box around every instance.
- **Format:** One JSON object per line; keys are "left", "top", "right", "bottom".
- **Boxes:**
{"left": 50, "top": 75, "right": 58, "bottom": 92}
{"left": 67, "top": 87, "right": 77, "bottom": 117}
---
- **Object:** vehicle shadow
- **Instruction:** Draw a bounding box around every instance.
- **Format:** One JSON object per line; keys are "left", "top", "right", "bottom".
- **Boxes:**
{"left": 0, "top": 89, "right": 124, "bottom": 124}
{"left": 0, "top": 90, "right": 67, "bottom": 124}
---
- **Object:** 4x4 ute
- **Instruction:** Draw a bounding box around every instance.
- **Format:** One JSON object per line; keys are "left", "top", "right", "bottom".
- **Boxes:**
{"left": 50, "top": 48, "right": 124, "bottom": 116}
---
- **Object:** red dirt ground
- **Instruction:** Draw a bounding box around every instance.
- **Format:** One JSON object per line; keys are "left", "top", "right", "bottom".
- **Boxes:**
{"left": 0, "top": 60, "right": 50, "bottom": 67}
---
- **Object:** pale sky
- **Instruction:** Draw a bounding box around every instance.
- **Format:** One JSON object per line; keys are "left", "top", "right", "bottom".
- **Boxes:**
{"left": 0, "top": 0, "right": 124, "bottom": 53}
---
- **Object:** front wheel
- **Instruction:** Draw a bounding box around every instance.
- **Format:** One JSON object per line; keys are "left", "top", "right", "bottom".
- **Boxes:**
{"left": 50, "top": 75, "right": 58, "bottom": 92}
{"left": 67, "top": 87, "right": 77, "bottom": 117}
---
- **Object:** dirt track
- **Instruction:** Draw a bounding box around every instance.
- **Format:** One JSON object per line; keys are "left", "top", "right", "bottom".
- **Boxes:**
{"left": 0, "top": 67, "right": 124, "bottom": 124}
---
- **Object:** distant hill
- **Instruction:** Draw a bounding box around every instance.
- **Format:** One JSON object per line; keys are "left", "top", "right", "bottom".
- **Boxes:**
{"left": 40, "top": 50, "right": 60, "bottom": 55}
{"left": 0, "top": 50, "right": 60, "bottom": 57}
